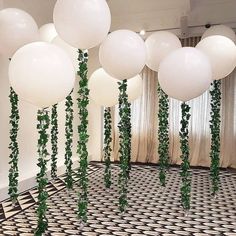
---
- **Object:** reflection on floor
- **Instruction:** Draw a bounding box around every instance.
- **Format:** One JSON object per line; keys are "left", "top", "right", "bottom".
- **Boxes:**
{"left": 0, "top": 163, "right": 236, "bottom": 235}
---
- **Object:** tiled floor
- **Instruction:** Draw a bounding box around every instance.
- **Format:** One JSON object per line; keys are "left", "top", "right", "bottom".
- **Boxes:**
{"left": 0, "top": 164, "right": 100, "bottom": 222}
{"left": 0, "top": 163, "right": 236, "bottom": 235}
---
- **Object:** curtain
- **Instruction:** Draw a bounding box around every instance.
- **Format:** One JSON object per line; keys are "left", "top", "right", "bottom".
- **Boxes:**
{"left": 110, "top": 37, "right": 236, "bottom": 169}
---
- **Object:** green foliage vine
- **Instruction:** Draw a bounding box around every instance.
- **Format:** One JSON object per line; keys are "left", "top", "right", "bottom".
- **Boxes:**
{"left": 157, "top": 83, "right": 169, "bottom": 187}
{"left": 103, "top": 107, "right": 112, "bottom": 188}
{"left": 50, "top": 104, "right": 58, "bottom": 179}
{"left": 8, "top": 87, "right": 20, "bottom": 203}
{"left": 127, "top": 101, "right": 132, "bottom": 177}
{"left": 77, "top": 49, "right": 89, "bottom": 223}
{"left": 118, "top": 79, "right": 131, "bottom": 213}
{"left": 65, "top": 93, "right": 74, "bottom": 189}
{"left": 35, "top": 109, "right": 50, "bottom": 236}
{"left": 179, "top": 102, "right": 191, "bottom": 212}
{"left": 209, "top": 80, "right": 221, "bottom": 196}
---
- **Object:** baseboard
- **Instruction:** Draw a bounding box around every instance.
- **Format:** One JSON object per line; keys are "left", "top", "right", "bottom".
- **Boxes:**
{"left": 0, "top": 155, "right": 91, "bottom": 202}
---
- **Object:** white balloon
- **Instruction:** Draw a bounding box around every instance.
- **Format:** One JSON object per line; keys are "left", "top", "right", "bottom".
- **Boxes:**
{"left": 9, "top": 42, "right": 75, "bottom": 108}
{"left": 158, "top": 47, "right": 212, "bottom": 102}
{"left": 89, "top": 68, "right": 143, "bottom": 107}
{"left": 53, "top": 0, "right": 111, "bottom": 49}
{"left": 202, "top": 25, "right": 236, "bottom": 43}
{"left": 39, "top": 23, "right": 57, "bottom": 42}
{"left": 145, "top": 31, "right": 182, "bottom": 71}
{"left": 127, "top": 75, "right": 143, "bottom": 102}
{"left": 89, "top": 68, "right": 119, "bottom": 107}
{"left": 196, "top": 35, "right": 236, "bottom": 80}
{"left": 99, "top": 30, "right": 146, "bottom": 80}
{"left": 52, "top": 36, "right": 78, "bottom": 70}
{"left": 0, "top": 8, "right": 39, "bottom": 57}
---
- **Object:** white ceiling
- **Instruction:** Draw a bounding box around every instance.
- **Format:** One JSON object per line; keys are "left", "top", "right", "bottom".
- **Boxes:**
{"left": 2, "top": 0, "right": 236, "bottom": 37}
{"left": 2, "top": 0, "right": 55, "bottom": 26}
{"left": 107, "top": 0, "right": 236, "bottom": 34}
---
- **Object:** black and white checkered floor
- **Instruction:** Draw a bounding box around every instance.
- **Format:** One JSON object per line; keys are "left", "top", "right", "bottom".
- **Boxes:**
{"left": 0, "top": 163, "right": 236, "bottom": 235}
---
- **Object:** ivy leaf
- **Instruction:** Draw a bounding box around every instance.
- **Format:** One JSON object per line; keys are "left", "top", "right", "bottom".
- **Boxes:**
{"left": 8, "top": 87, "right": 20, "bottom": 202}
{"left": 118, "top": 79, "right": 132, "bottom": 213}
{"left": 77, "top": 50, "right": 90, "bottom": 223}
{"left": 157, "top": 83, "right": 170, "bottom": 187}
{"left": 209, "top": 80, "right": 221, "bottom": 196}
{"left": 179, "top": 102, "right": 191, "bottom": 211}
{"left": 35, "top": 109, "right": 50, "bottom": 235}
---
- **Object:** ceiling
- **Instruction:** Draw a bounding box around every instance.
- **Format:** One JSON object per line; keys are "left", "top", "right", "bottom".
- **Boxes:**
{"left": 1, "top": 0, "right": 236, "bottom": 37}
{"left": 108, "top": 0, "right": 236, "bottom": 31}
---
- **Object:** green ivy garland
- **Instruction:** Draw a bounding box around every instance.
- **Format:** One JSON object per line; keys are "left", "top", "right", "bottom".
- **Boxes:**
{"left": 8, "top": 87, "right": 20, "bottom": 204}
{"left": 50, "top": 104, "right": 58, "bottom": 179}
{"left": 35, "top": 109, "right": 50, "bottom": 236}
{"left": 65, "top": 93, "right": 74, "bottom": 190}
{"left": 179, "top": 102, "right": 191, "bottom": 212}
{"left": 157, "top": 83, "right": 169, "bottom": 187}
{"left": 118, "top": 79, "right": 131, "bottom": 213}
{"left": 127, "top": 101, "right": 132, "bottom": 178}
{"left": 103, "top": 107, "right": 112, "bottom": 188}
{"left": 77, "top": 49, "right": 89, "bottom": 223}
{"left": 209, "top": 80, "right": 221, "bottom": 196}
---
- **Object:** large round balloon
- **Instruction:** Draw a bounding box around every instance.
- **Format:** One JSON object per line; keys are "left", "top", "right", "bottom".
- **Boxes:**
{"left": 9, "top": 42, "right": 75, "bottom": 108}
{"left": 89, "top": 68, "right": 143, "bottom": 107}
{"left": 158, "top": 47, "right": 212, "bottom": 102}
{"left": 202, "top": 25, "right": 236, "bottom": 43}
{"left": 52, "top": 36, "right": 78, "bottom": 70}
{"left": 99, "top": 30, "right": 146, "bottom": 80}
{"left": 89, "top": 68, "right": 119, "bottom": 107}
{"left": 0, "top": 8, "right": 39, "bottom": 57}
{"left": 39, "top": 23, "right": 57, "bottom": 42}
{"left": 145, "top": 31, "right": 182, "bottom": 71}
{"left": 196, "top": 35, "right": 236, "bottom": 80}
{"left": 53, "top": 0, "right": 111, "bottom": 49}
{"left": 127, "top": 75, "right": 143, "bottom": 102}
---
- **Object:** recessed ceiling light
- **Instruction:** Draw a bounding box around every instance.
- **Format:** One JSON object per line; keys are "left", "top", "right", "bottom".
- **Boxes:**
{"left": 139, "top": 29, "right": 146, "bottom": 36}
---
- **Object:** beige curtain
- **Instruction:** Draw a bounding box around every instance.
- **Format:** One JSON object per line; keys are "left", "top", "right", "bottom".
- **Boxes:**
{"left": 110, "top": 37, "right": 236, "bottom": 169}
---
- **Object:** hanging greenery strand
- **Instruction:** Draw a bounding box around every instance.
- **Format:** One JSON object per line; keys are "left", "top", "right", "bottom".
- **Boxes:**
{"left": 8, "top": 87, "right": 20, "bottom": 204}
{"left": 35, "top": 109, "right": 50, "bottom": 236}
{"left": 103, "top": 107, "right": 112, "bottom": 188}
{"left": 50, "top": 104, "right": 58, "bottom": 179}
{"left": 209, "top": 80, "right": 221, "bottom": 196}
{"left": 77, "top": 49, "right": 89, "bottom": 223}
{"left": 118, "top": 79, "right": 130, "bottom": 213}
{"left": 157, "top": 83, "right": 170, "bottom": 187}
{"left": 127, "top": 101, "right": 132, "bottom": 178}
{"left": 65, "top": 93, "right": 74, "bottom": 190}
{"left": 180, "top": 102, "right": 191, "bottom": 212}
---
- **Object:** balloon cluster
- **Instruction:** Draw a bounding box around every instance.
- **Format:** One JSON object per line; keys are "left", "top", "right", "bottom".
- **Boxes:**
{"left": 90, "top": 25, "right": 236, "bottom": 107}
{"left": 0, "top": 0, "right": 112, "bottom": 108}
{"left": 154, "top": 25, "right": 236, "bottom": 102}
{"left": 0, "top": 2, "right": 236, "bottom": 107}
{"left": 0, "top": 1, "right": 236, "bottom": 231}
{"left": 89, "top": 29, "right": 146, "bottom": 107}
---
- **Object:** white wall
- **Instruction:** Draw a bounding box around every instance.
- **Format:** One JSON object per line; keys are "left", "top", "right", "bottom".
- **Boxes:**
{"left": 0, "top": 47, "right": 102, "bottom": 200}
{"left": 0, "top": 0, "right": 103, "bottom": 201}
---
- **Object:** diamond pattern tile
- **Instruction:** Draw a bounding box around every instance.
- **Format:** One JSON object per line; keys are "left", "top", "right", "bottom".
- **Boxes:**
{"left": 0, "top": 164, "right": 235, "bottom": 236}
